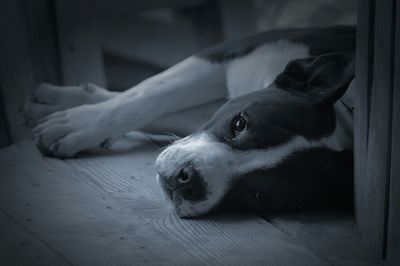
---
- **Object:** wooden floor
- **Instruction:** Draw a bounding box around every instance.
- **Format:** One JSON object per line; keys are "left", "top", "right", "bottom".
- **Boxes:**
{"left": 0, "top": 140, "right": 381, "bottom": 265}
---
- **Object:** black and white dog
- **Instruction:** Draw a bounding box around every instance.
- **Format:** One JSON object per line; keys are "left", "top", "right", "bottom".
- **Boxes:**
{"left": 23, "top": 26, "right": 356, "bottom": 218}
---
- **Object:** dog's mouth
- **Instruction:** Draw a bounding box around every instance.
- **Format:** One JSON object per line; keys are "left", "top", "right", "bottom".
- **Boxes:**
{"left": 160, "top": 182, "right": 173, "bottom": 201}
{"left": 157, "top": 173, "right": 213, "bottom": 217}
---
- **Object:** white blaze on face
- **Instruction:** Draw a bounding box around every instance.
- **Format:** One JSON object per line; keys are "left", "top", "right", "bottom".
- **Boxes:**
{"left": 155, "top": 131, "right": 343, "bottom": 217}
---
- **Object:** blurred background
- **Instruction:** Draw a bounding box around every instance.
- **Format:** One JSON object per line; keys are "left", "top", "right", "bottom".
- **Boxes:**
{"left": 0, "top": 0, "right": 356, "bottom": 147}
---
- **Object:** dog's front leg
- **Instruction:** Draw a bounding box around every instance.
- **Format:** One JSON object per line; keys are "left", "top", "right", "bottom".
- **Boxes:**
{"left": 33, "top": 56, "right": 227, "bottom": 158}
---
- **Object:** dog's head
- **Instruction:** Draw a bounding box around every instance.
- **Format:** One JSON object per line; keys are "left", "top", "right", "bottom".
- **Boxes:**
{"left": 155, "top": 52, "right": 354, "bottom": 218}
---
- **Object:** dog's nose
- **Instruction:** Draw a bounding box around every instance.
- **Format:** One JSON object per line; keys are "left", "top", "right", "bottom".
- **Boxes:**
{"left": 162, "top": 164, "right": 205, "bottom": 201}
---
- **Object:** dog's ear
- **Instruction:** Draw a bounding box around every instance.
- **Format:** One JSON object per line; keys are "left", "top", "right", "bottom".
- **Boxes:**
{"left": 274, "top": 52, "right": 355, "bottom": 106}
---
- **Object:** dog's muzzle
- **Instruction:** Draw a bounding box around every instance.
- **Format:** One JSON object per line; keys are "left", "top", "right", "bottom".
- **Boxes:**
{"left": 155, "top": 133, "right": 231, "bottom": 217}
{"left": 158, "top": 164, "right": 206, "bottom": 202}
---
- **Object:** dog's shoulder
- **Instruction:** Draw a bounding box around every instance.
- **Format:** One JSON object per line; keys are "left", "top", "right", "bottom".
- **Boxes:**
{"left": 225, "top": 39, "right": 310, "bottom": 98}
{"left": 197, "top": 25, "right": 356, "bottom": 64}
{"left": 197, "top": 26, "right": 356, "bottom": 99}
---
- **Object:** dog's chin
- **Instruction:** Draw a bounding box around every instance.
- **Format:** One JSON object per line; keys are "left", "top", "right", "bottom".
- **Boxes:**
{"left": 170, "top": 192, "right": 202, "bottom": 218}
{"left": 161, "top": 188, "right": 205, "bottom": 218}
{"left": 158, "top": 186, "right": 208, "bottom": 218}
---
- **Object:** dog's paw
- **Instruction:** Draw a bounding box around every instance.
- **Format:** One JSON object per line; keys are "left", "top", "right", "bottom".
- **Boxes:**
{"left": 32, "top": 103, "right": 115, "bottom": 158}
{"left": 20, "top": 83, "right": 115, "bottom": 124}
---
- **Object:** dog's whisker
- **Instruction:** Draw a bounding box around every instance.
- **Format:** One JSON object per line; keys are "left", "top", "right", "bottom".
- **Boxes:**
{"left": 151, "top": 132, "right": 182, "bottom": 151}
{"left": 164, "top": 132, "right": 181, "bottom": 141}
{"left": 157, "top": 143, "right": 172, "bottom": 152}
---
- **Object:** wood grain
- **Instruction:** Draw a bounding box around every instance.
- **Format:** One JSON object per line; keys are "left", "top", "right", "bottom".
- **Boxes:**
{"left": 387, "top": 0, "right": 400, "bottom": 262}
{"left": 0, "top": 208, "right": 70, "bottom": 265}
{"left": 100, "top": 15, "right": 198, "bottom": 69}
{"left": 0, "top": 0, "right": 61, "bottom": 142}
{"left": 0, "top": 84, "right": 11, "bottom": 148}
{"left": 219, "top": 0, "right": 257, "bottom": 40}
{"left": 99, "top": 6, "right": 222, "bottom": 71}
{"left": 0, "top": 0, "right": 34, "bottom": 142}
{"left": 265, "top": 210, "right": 381, "bottom": 266}
{"left": 0, "top": 142, "right": 202, "bottom": 265}
{"left": 65, "top": 142, "right": 329, "bottom": 265}
{"left": 95, "top": 0, "right": 206, "bottom": 17}
{"left": 358, "top": 0, "right": 395, "bottom": 257}
{"left": 0, "top": 140, "right": 364, "bottom": 265}
{"left": 354, "top": 0, "right": 374, "bottom": 252}
{"left": 55, "top": 0, "right": 106, "bottom": 87}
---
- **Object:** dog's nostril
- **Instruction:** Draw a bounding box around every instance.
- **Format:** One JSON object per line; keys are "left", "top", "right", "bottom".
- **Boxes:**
{"left": 173, "top": 165, "right": 205, "bottom": 201}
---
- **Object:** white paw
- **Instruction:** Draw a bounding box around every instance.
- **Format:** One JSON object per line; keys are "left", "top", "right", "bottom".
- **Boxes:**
{"left": 33, "top": 103, "right": 115, "bottom": 158}
{"left": 20, "top": 83, "right": 115, "bottom": 123}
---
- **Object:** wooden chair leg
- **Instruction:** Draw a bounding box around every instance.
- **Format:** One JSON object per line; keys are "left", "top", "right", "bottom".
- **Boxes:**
{"left": 55, "top": 0, "right": 106, "bottom": 87}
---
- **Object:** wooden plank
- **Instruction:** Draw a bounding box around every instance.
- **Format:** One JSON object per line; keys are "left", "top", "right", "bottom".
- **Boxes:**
{"left": 185, "top": 0, "right": 223, "bottom": 49}
{"left": 65, "top": 142, "right": 331, "bottom": 265}
{"left": 100, "top": 15, "right": 199, "bottom": 68}
{"left": 0, "top": 84, "right": 11, "bottom": 148}
{"left": 0, "top": 0, "right": 34, "bottom": 142}
{"left": 0, "top": 142, "right": 202, "bottom": 265}
{"left": 100, "top": 3, "right": 222, "bottom": 71}
{"left": 103, "top": 51, "right": 164, "bottom": 91}
{"left": 219, "top": 0, "right": 257, "bottom": 40}
{"left": 22, "top": 0, "right": 62, "bottom": 85}
{"left": 362, "top": 0, "right": 395, "bottom": 257}
{"left": 0, "top": 209, "right": 69, "bottom": 265}
{"left": 265, "top": 210, "right": 382, "bottom": 266}
{"left": 253, "top": 0, "right": 356, "bottom": 31}
{"left": 0, "top": 0, "right": 60, "bottom": 142}
{"left": 96, "top": 0, "right": 206, "bottom": 17}
{"left": 387, "top": 0, "right": 400, "bottom": 262}
{"left": 0, "top": 141, "right": 330, "bottom": 265}
{"left": 354, "top": 0, "right": 374, "bottom": 249}
{"left": 55, "top": 0, "right": 106, "bottom": 86}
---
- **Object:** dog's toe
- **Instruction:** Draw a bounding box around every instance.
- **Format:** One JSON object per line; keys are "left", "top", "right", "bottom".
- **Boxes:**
{"left": 34, "top": 135, "right": 53, "bottom": 157}
{"left": 50, "top": 133, "right": 90, "bottom": 158}
{"left": 40, "top": 125, "right": 71, "bottom": 148}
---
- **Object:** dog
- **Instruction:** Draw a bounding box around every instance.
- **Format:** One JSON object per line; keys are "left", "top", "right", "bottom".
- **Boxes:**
{"left": 23, "top": 26, "right": 356, "bottom": 218}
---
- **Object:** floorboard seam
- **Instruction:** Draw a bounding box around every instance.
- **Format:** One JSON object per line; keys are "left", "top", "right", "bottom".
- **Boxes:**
{"left": 258, "top": 213, "right": 334, "bottom": 266}
{"left": 0, "top": 207, "right": 74, "bottom": 266}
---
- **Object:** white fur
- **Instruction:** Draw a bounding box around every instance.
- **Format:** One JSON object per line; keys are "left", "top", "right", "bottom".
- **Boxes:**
{"left": 225, "top": 40, "right": 310, "bottom": 98}
{"left": 155, "top": 129, "right": 348, "bottom": 217}
{"left": 30, "top": 56, "right": 228, "bottom": 157}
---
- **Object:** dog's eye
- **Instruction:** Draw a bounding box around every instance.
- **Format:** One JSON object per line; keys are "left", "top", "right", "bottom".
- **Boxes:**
{"left": 231, "top": 116, "right": 247, "bottom": 134}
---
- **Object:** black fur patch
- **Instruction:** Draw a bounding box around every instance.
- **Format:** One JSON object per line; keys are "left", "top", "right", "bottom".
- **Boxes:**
{"left": 200, "top": 89, "right": 336, "bottom": 151}
{"left": 219, "top": 148, "right": 354, "bottom": 212}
